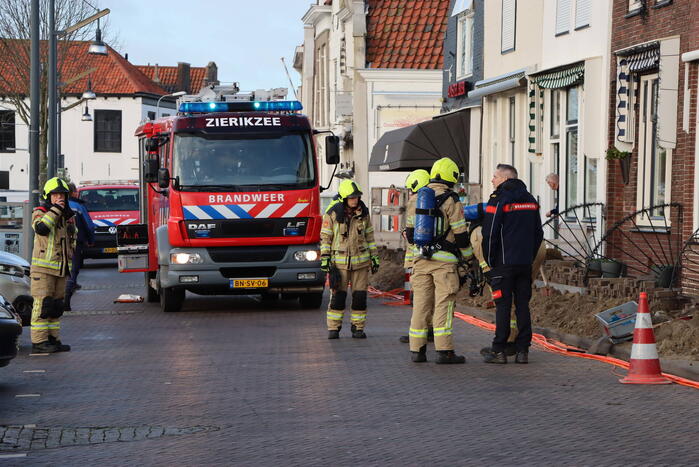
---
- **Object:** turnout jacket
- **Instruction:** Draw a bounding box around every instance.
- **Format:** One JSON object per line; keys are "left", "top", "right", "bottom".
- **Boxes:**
{"left": 31, "top": 202, "right": 77, "bottom": 276}
{"left": 481, "top": 178, "right": 543, "bottom": 269}
{"left": 320, "top": 200, "right": 377, "bottom": 270}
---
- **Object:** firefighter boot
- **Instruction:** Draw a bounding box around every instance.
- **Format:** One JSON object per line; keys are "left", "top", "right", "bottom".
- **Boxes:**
{"left": 48, "top": 335, "right": 71, "bottom": 352}
{"left": 32, "top": 341, "right": 58, "bottom": 354}
{"left": 435, "top": 350, "right": 466, "bottom": 364}
{"left": 515, "top": 351, "right": 529, "bottom": 364}
{"left": 351, "top": 325, "right": 366, "bottom": 339}
{"left": 328, "top": 327, "right": 341, "bottom": 339}
{"left": 481, "top": 347, "right": 507, "bottom": 364}
{"left": 411, "top": 345, "right": 427, "bottom": 363}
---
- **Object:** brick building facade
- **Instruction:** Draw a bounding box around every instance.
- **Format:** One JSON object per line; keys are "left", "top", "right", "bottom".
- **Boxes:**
{"left": 606, "top": 0, "right": 699, "bottom": 295}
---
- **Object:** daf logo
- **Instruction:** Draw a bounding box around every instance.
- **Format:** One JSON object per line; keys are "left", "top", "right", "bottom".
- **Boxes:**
{"left": 108, "top": 226, "right": 117, "bottom": 235}
{"left": 188, "top": 223, "right": 216, "bottom": 230}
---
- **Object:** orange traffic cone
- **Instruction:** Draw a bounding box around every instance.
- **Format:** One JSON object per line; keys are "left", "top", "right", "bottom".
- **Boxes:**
{"left": 619, "top": 292, "right": 671, "bottom": 385}
{"left": 401, "top": 269, "right": 412, "bottom": 305}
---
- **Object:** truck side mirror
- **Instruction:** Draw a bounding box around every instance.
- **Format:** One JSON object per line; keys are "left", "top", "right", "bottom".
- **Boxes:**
{"left": 144, "top": 137, "right": 160, "bottom": 152}
{"left": 143, "top": 157, "right": 159, "bottom": 183}
{"left": 157, "top": 168, "right": 171, "bottom": 189}
{"left": 325, "top": 135, "right": 340, "bottom": 165}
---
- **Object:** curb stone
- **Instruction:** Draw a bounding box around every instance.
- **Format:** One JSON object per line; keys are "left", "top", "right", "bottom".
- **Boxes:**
{"left": 458, "top": 304, "right": 699, "bottom": 383}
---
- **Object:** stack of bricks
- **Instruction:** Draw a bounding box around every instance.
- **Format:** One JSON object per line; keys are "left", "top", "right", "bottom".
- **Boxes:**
{"left": 541, "top": 260, "right": 586, "bottom": 288}
{"left": 541, "top": 261, "right": 689, "bottom": 312}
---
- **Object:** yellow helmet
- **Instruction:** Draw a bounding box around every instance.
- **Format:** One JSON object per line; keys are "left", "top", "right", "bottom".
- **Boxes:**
{"left": 42, "top": 177, "right": 70, "bottom": 200}
{"left": 338, "top": 179, "right": 362, "bottom": 200}
{"left": 404, "top": 169, "right": 430, "bottom": 193}
{"left": 430, "top": 157, "right": 460, "bottom": 185}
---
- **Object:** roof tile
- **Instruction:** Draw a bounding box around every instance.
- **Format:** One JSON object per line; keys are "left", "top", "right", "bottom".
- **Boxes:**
{"left": 366, "top": 0, "right": 448, "bottom": 69}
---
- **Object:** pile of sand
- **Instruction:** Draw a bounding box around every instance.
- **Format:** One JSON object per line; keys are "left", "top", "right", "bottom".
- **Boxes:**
{"left": 369, "top": 248, "right": 406, "bottom": 292}
{"left": 654, "top": 312, "right": 699, "bottom": 359}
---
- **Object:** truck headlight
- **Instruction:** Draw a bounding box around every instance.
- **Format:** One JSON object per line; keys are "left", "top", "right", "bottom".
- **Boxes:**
{"left": 0, "top": 264, "right": 25, "bottom": 277}
{"left": 170, "top": 253, "right": 204, "bottom": 265}
{"left": 293, "top": 250, "right": 319, "bottom": 262}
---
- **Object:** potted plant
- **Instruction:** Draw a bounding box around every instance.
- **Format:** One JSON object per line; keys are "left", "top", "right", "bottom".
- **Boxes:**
{"left": 587, "top": 258, "right": 603, "bottom": 277}
{"left": 600, "top": 258, "right": 625, "bottom": 278}
{"left": 606, "top": 147, "right": 631, "bottom": 185}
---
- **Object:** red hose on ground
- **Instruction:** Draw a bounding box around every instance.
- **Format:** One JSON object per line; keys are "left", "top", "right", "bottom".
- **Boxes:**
{"left": 453, "top": 311, "right": 699, "bottom": 390}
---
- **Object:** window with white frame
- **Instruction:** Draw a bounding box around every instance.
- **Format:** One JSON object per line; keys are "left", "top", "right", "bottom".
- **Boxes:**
{"left": 313, "top": 40, "right": 329, "bottom": 127}
{"left": 0, "top": 110, "right": 15, "bottom": 153}
{"left": 628, "top": 0, "right": 642, "bottom": 12}
{"left": 501, "top": 0, "right": 516, "bottom": 53}
{"left": 564, "top": 86, "right": 579, "bottom": 209}
{"left": 636, "top": 74, "right": 672, "bottom": 218}
{"left": 456, "top": 10, "right": 474, "bottom": 79}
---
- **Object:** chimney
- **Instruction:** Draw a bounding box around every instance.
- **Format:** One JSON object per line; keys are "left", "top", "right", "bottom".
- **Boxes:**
{"left": 125, "top": 52, "right": 129, "bottom": 61}
{"left": 153, "top": 64, "right": 161, "bottom": 83}
{"left": 176, "top": 62, "right": 191, "bottom": 93}
{"left": 204, "top": 61, "right": 219, "bottom": 87}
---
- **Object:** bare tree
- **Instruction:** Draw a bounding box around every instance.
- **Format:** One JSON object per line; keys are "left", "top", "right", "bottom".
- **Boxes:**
{"left": 0, "top": 0, "right": 116, "bottom": 186}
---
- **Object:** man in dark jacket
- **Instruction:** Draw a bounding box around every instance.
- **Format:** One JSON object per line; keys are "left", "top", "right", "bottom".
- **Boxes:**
{"left": 480, "top": 164, "right": 543, "bottom": 364}
{"left": 65, "top": 183, "right": 95, "bottom": 311}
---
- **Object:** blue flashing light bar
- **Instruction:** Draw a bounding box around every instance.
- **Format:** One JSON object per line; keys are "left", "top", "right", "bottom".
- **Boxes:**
{"left": 179, "top": 100, "right": 303, "bottom": 113}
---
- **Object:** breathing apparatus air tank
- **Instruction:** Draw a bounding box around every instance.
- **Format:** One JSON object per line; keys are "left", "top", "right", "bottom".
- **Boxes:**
{"left": 414, "top": 186, "right": 436, "bottom": 246}
{"left": 463, "top": 203, "right": 487, "bottom": 221}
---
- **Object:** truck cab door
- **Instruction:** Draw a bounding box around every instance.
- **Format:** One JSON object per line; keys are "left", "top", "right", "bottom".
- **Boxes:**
{"left": 116, "top": 224, "right": 150, "bottom": 272}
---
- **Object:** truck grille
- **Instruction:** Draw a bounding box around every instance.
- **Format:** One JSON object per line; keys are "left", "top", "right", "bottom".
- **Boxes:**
{"left": 220, "top": 267, "right": 277, "bottom": 278}
{"left": 207, "top": 246, "right": 288, "bottom": 263}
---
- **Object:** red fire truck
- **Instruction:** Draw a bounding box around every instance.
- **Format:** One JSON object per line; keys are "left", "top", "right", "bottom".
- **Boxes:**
{"left": 118, "top": 88, "right": 339, "bottom": 312}
{"left": 78, "top": 181, "right": 140, "bottom": 259}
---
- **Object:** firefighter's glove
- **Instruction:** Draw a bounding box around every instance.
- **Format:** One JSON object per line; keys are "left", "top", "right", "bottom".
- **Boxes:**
{"left": 371, "top": 255, "right": 380, "bottom": 274}
{"left": 320, "top": 256, "right": 331, "bottom": 273}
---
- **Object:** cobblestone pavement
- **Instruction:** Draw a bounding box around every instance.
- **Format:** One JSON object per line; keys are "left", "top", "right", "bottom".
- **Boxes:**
{"left": 1, "top": 260, "right": 697, "bottom": 466}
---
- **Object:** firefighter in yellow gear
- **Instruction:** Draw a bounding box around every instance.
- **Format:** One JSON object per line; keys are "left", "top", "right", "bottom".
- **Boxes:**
{"left": 406, "top": 158, "right": 472, "bottom": 363}
{"left": 399, "top": 169, "right": 432, "bottom": 344}
{"left": 321, "top": 179, "right": 379, "bottom": 339}
{"left": 30, "top": 177, "right": 77, "bottom": 353}
{"left": 470, "top": 225, "right": 546, "bottom": 353}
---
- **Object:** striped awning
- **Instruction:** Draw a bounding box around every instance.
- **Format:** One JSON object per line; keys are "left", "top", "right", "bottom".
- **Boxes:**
{"left": 531, "top": 62, "right": 585, "bottom": 89}
{"left": 616, "top": 41, "right": 660, "bottom": 72}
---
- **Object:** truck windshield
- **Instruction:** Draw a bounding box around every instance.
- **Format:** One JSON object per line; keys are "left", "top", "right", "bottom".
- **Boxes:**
{"left": 173, "top": 132, "right": 315, "bottom": 191}
{"left": 80, "top": 188, "right": 139, "bottom": 212}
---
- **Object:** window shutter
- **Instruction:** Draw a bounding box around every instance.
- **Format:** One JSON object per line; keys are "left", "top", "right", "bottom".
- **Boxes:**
{"left": 501, "top": 0, "right": 516, "bottom": 53}
{"left": 555, "top": 0, "right": 571, "bottom": 35}
{"left": 575, "top": 0, "right": 591, "bottom": 29}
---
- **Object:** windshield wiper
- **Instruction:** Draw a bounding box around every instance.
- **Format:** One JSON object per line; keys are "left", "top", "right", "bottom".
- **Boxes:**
{"left": 178, "top": 184, "right": 241, "bottom": 192}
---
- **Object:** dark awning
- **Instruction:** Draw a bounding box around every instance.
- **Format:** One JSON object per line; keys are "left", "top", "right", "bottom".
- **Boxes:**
{"left": 368, "top": 109, "right": 471, "bottom": 174}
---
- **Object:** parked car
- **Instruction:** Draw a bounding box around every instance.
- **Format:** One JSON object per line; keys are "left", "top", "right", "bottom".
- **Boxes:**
{"left": 0, "top": 294, "right": 22, "bottom": 368}
{"left": 0, "top": 251, "right": 32, "bottom": 326}
{"left": 77, "top": 181, "right": 140, "bottom": 259}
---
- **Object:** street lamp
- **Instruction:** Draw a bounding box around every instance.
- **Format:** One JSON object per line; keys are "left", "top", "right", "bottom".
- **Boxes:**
{"left": 47, "top": 4, "right": 110, "bottom": 178}
{"left": 156, "top": 91, "right": 187, "bottom": 117}
{"left": 87, "top": 19, "right": 108, "bottom": 56}
{"left": 81, "top": 103, "right": 92, "bottom": 122}
{"left": 81, "top": 78, "right": 96, "bottom": 100}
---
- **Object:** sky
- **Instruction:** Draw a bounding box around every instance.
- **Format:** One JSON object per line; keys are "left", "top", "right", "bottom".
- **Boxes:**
{"left": 107, "top": 0, "right": 313, "bottom": 93}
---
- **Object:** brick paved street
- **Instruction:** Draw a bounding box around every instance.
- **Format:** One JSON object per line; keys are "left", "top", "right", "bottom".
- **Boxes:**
{"left": 1, "top": 261, "right": 697, "bottom": 466}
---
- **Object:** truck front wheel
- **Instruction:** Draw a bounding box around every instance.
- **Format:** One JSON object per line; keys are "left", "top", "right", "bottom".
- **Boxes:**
{"left": 160, "top": 287, "right": 185, "bottom": 313}
{"left": 299, "top": 292, "right": 323, "bottom": 309}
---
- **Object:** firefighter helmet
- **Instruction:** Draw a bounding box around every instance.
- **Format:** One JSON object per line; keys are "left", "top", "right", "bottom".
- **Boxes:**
{"left": 338, "top": 179, "right": 362, "bottom": 200}
{"left": 430, "top": 157, "right": 459, "bottom": 185}
{"left": 42, "top": 177, "right": 70, "bottom": 200}
{"left": 404, "top": 169, "right": 430, "bottom": 193}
